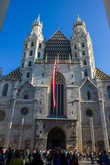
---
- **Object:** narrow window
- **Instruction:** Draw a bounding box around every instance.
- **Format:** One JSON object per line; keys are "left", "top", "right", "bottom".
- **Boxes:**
{"left": 82, "top": 51, "right": 85, "bottom": 56}
{"left": 42, "top": 73, "right": 44, "bottom": 77}
{"left": 21, "top": 107, "right": 28, "bottom": 115}
{"left": 107, "top": 86, "right": 110, "bottom": 99}
{"left": 39, "top": 43, "right": 41, "bottom": 49}
{"left": 24, "top": 94, "right": 29, "bottom": 99}
{"left": 24, "top": 52, "right": 26, "bottom": 57}
{"left": 31, "top": 41, "right": 34, "bottom": 47}
{"left": 87, "top": 91, "right": 91, "bottom": 100}
{"left": 84, "top": 69, "right": 88, "bottom": 77}
{"left": 74, "top": 44, "right": 77, "bottom": 49}
{"left": 82, "top": 42, "right": 85, "bottom": 48}
{"left": 75, "top": 52, "right": 77, "bottom": 58}
{"left": 29, "top": 50, "right": 33, "bottom": 56}
{"left": 38, "top": 52, "right": 40, "bottom": 58}
{"left": 2, "top": 84, "right": 8, "bottom": 96}
{"left": 28, "top": 61, "right": 32, "bottom": 67}
{"left": 83, "top": 60, "right": 87, "bottom": 65}
{"left": 26, "top": 72, "right": 30, "bottom": 78}
{"left": 24, "top": 43, "right": 28, "bottom": 48}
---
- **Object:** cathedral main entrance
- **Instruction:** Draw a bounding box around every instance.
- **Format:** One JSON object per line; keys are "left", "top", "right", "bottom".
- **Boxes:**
{"left": 47, "top": 127, "right": 66, "bottom": 149}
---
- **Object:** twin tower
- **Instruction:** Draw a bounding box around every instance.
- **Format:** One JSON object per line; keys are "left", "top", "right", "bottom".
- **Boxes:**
{"left": 21, "top": 15, "right": 95, "bottom": 84}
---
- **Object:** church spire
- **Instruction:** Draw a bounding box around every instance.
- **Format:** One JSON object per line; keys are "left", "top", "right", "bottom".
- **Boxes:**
{"left": 77, "top": 15, "right": 82, "bottom": 23}
{"left": 73, "top": 15, "right": 86, "bottom": 34}
{"left": 37, "top": 14, "right": 40, "bottom": 23}
{"left": 32, "top": 14, "right": 42, "bottom": 28}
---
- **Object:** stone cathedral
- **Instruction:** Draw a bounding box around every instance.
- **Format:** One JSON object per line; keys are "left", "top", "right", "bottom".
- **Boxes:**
{"left": 0, "top": 15, "right": 110, "bottom": 152}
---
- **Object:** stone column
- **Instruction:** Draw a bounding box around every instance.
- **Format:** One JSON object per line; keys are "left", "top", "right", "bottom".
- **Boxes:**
{"left": 99, "top": 100, "right": 109, "bottom": 152}
{"left": 77, "top": 88, "right": 83, "bottom": 152}
{"left": 90, "top": 118, "right": 95, "bottom": 152}
{"left": 99, "top": 82, "right": 109, "bottom": 152}
{"left": 31, "top": 100, "right": 37, "bottom": 150}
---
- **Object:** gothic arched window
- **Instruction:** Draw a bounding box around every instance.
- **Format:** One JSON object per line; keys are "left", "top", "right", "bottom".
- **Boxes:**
{"left": 2, "top": 84, "right": 8, "bottom": 96}
{"left": 75, "top": 52, "right": 77, "bottom": 58}
{"left": 82, "top": 51, "right": 85, "bottom": 56}
{"left": 26, "top": 72, "right": 30, "bottom": 78}
{"left": 87, "top": 91, "right": 91, "bottom": 100}
{"left": 84, "top": 69, "right": 88, "bottom": 77}
{"left": 31, "top": 41, "right": 34, "bottom": 47}
{"left": 24, "top": 43, "right": 28, "bottom": 48}
{"left": 21, "top": 107, "right": 28, "bottom": 115}
{"left": 29, "top": 50, "right": 33, "bottom": 56}
{"left": 24, "top": 52, "right": 26, "bottom": 57}
{"left": 86, "top": 109, "right": 93, "bottom": 117}
{"left": 28, "top": 61, "right": 32, "bottom": 67}
{"left": 38, "top": 52, "right": 40, "bottom": 58}
{"left": 49, "top": 72, "right": 66, "bottom": 117}
{"left": 39, "top": 43, "right": 42, "bottom": 49}
{"left": 82, "top": 42, "right": 85, "bottom": 48}
{"left": 107, "top": 86, "right": 110, "bottom": 99}
{"left": 83, "top": 60, "right": 87, "bottom": 65}
{"left": 74, "top": 44, "right": 77, "bottom": 50}
{"left": 24, "top": 93, "right": 29, "bottom": 99}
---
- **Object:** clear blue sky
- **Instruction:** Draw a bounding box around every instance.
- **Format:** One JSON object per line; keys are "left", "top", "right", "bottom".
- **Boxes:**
{"left": 0, "top": 0, "right": 110, "bottom": 75}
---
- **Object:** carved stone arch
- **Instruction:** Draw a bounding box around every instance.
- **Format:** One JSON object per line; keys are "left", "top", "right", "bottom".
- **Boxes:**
{"left": 56, "top": 72, "right": 65, "bottom": 85}
{"left": 80, "top": 79, "right": 98, "bottom": 101}
{"left": 17, "top": 82, "right": 35, "bottom": 99}
{"left": 47, "top": 126, "right": 66, "bottom": 149}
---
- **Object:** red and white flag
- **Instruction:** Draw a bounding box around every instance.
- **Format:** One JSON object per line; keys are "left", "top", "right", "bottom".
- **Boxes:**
{"left": 53, "top": 59, "right": 57, "bottom": 108}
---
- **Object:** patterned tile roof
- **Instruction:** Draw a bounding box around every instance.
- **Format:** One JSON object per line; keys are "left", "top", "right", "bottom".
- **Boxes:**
{"left": 44, "top": 30, "right": 71, "bottom": 60}
{"left": 3, "top": 67, "right": 22, "bottom": 81}
{"left": 96, "top": 67, "right": 110, "bottom": 80}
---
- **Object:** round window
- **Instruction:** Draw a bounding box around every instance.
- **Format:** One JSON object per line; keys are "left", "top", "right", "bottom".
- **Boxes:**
{"left": 0, "top": 110, "right": 5, "bottom": 121}
{"left": 21, "top": 108, "right": 28, "bottom": 115}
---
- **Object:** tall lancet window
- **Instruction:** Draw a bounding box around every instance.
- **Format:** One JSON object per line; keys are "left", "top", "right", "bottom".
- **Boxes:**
{"left": 49, "top": 72, "right": 66, "bottom": 117}
{"left": 107, "top": 86, "right": 110, "bottom": 99}
{"left": 2, "top": 84, "right": 8, "bottom": 96}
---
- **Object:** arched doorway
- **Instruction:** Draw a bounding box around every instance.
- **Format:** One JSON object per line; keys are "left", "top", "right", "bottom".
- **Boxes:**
{"left": 47, "top": 127, "right": 66, "bottom": 149}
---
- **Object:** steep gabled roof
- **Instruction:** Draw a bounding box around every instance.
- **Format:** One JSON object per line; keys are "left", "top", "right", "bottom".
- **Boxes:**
{"left": 44, "top": 30, "right": 71, "bottom": 59}
{"left": 3, "top": 67, "right": 22, "bottom": 81}
{"left": 96, "top": 67, "right": 110, "bottom": 80}
{"left": 48, "top": 30, "right": 69, "bottom": 41}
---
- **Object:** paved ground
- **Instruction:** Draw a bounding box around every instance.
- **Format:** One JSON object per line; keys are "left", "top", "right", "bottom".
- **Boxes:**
{"left": 80, "top": 160, "right": 98, "bottom": 165}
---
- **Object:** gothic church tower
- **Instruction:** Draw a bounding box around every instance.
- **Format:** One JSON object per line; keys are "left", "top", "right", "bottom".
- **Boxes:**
{"left": 71, "top": 16, "right": 96, "bottom": 80}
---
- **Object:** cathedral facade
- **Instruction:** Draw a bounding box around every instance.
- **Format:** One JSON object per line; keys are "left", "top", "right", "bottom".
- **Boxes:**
{"left": 0, "top": 15, "right": 110, "bottom": 152}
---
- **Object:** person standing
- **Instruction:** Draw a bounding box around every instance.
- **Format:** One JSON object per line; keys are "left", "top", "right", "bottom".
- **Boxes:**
{"left": 10, "top": 150, "right": 24, "bottom": 165}
{"left": 0, "top": 147, "right": 6, "bottom": 165}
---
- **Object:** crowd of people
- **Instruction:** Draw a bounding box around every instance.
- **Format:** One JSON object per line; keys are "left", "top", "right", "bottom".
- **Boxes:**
{"left": 0, "top": 146, "right": 110, "bottom": 165}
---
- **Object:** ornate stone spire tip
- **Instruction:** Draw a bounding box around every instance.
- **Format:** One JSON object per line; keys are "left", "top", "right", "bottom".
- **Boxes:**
{"left": 37, "top": 14, "right": 40, "bottom": 22}
{"left": 77, "top": 15, "right": 81, "bottom": 22}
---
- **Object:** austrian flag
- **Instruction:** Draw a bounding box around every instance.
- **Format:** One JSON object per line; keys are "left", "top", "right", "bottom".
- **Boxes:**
{"left": 53, "top": 59, "right": 57, "bottom": 108}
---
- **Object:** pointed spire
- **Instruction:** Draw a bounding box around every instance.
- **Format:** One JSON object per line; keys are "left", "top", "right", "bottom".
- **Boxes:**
{"left": 76, "top": 15, "right": 82, "bottom": 23}
{"left": 37, "top": 14, "right": 40, "bottom": 23}
{"left": 73, "top": 15, "right": 85, "bottom": 28}
{"left": 32, "top": 14, "right": 42, "bottom": 28}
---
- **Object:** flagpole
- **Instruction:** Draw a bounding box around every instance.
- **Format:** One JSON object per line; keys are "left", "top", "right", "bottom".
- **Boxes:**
{"left": 19, "top": 117, "right": 24, "bottom": 149}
